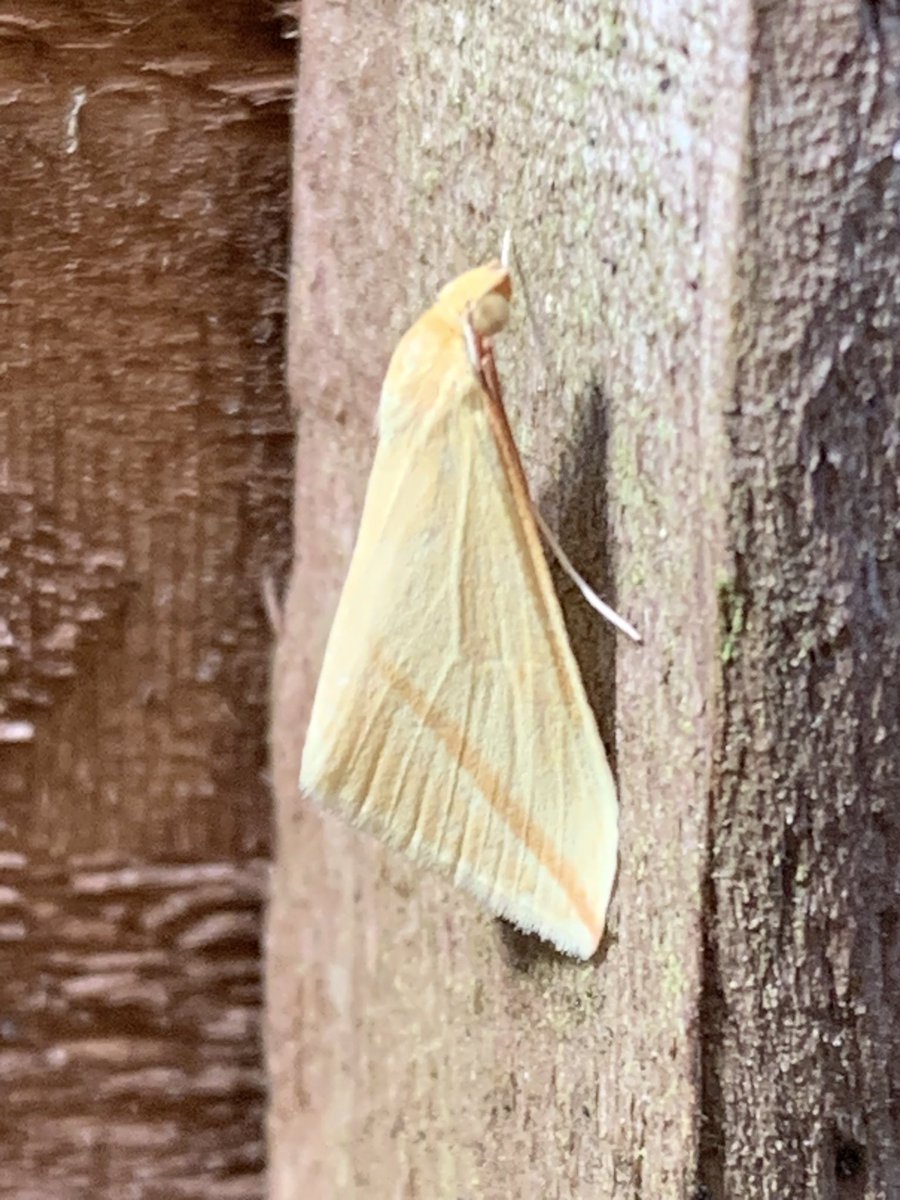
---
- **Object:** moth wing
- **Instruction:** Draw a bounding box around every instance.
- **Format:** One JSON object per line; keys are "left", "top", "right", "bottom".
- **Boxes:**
{"left": 300, "top": 365, "right": 617, "bottom": 959}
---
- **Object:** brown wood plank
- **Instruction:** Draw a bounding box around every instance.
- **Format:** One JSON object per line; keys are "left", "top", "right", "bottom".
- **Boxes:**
{"left": 271, "top": 1, "right": 743, "bottom": 1195}
{"left": 271, "top": 1, "right": 898, "bottom": 1197}
{"left": 701, "top": 3, "right": 900, "bottom": 1195}
{"left": 0, "top": 3, "right": 294, "bottom": 1196}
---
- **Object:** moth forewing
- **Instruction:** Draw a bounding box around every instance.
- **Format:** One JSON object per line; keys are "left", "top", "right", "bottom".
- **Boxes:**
{"left": 300, "top": 260, "right": 620, "bottom": 958}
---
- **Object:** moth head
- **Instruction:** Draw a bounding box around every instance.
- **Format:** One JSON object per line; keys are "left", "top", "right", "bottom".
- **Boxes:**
{"left": 436, "top": 261, "right": 512, "bottom": 336}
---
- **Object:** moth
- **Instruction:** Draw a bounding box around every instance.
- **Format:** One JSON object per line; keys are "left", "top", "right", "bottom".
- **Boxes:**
{"left": 300, "top": 251, "right": 636, "bottom": 958}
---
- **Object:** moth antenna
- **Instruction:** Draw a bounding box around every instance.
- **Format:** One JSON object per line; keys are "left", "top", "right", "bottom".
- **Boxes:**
{"left": 500, "top": 228, "right": 512, "bottom": 269}
{"left": 505, "top": 240, "right": 550, "bottom": 389}
{"left": 531, "top": 507, "right": 642, "bottom": 643}
{"left": 465, "top": 268, "right": 640, "bottom": 644}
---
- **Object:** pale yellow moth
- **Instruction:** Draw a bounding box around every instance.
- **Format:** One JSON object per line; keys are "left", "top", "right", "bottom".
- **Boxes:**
{"left": 300, "top": 255, "right": 631, "bottom": 958}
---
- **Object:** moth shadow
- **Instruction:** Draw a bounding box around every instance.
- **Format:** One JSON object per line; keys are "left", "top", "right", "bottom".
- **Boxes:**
{"left": 497, "top": 915, "right": 618, "bottom": 971}
{"left": 537, "top": 384, "right": 618, "bottom": 776}
{"left": 491, "top": 385, "right": 622, "bottom": 968}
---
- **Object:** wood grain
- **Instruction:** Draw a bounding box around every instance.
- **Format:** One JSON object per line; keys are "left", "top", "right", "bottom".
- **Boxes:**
{"left": 701, "top": 4, "right": 900, "bottom": 1196}
{"left": 272, "top": 1, "right": 742, "bottom": 1195}
{"left": 0, "top": 3, "right": 294, "bottom": 1196}
{"left": 272, "top": 1, "right": 898, "bottom": 1198}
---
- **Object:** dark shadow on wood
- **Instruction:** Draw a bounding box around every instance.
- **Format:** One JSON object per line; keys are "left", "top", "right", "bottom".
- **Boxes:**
{"left": 539, "top": 382, "right": 619, "bottom": 776}
{"left": 496, "top": 913, "right": 617, "bottom": 971}
{"left": 488, "top": 383, "right": 622, "bottom": 966}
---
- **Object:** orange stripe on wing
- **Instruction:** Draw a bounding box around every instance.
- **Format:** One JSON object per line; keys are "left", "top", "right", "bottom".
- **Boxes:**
{"left": 371, "top": 641, "right": 601, "bottom": 945}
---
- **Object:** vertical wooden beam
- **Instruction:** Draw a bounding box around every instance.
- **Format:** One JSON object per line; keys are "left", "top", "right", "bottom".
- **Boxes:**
{"left": 0, "top": 5, "right": 294, "bottom": 1196}
{"left": 273, "top": 2, "right": 898, "bottom": 1196}
{"left": 701, "top": 4, "right": 900, "bottom": 1195}
{"left": 272, "top": 1, "right": 748, "bottom": 1195}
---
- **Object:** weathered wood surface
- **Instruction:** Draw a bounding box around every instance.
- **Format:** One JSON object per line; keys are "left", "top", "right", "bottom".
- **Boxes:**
{"left": 0, "top": 3, "right": 294, "bottom": 1197}
{"left": 271, "top": 1, "right": 898, "bottom": 1197}
{"left": 702, "top": 3, "right": 900, "bottom": 1196}
{"left": 272, "top": 1, "right": 738, "bottom": 1196}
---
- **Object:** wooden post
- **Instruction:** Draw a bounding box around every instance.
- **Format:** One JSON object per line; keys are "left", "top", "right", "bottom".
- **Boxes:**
{"left": 700, "top": 4, "right": 899, "bottom": 1195}
{"left": 0, "top": 6, "right": 294, "bottom": 1197}
{"left": 271, "top": 2, "right": 898, "bottom": 1197}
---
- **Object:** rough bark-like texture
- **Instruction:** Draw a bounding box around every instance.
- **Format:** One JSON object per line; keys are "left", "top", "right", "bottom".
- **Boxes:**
{"left": 701, "top": 4, "right": 900, "bottom": 1198}
{"left": 271, "top": 2, "right": 746, "bottom": 1196}
{"left": 0, "top": 3, "right": 294, "bottom": 1197}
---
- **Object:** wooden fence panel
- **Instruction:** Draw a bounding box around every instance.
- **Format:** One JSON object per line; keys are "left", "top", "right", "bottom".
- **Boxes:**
{"left": 0, "top": 5, "right": 294, "bottom": 1197}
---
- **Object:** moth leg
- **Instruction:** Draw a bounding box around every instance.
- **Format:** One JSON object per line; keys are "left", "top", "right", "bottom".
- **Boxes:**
{"left": 463, "top": 308, "right": 507, "bottom": 416}
{"left": 480, "top": 340, "right": 503, "bottom": 410}
{"left": 462, "top": 309, "right": 491, "bottom": 393}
